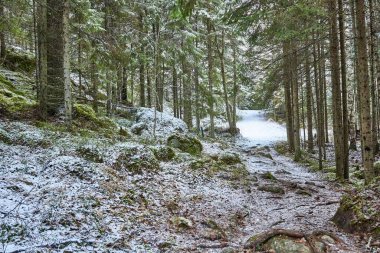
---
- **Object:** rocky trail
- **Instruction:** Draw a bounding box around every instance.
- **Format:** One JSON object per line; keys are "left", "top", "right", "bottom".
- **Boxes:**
{"left": 0, "top": 109, "right": 366, "bottom": 252}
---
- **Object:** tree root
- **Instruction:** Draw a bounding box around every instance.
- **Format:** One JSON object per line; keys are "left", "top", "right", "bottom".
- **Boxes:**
{"left": 244, "top": 228, "right": 304, "bottom": 249}
{"left": 198, "top": 242, "right": 229, "bottom": 249}
{"left": 244, "top": 228, "right": 343, "bottom": 253}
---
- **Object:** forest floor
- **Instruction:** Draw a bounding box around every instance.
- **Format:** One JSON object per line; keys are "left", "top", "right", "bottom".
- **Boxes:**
{"left": 0, "top": 68, "right": 375, "bottom": 253}
{"left": 0, "top": 117, "right": 369, "bottom": 252}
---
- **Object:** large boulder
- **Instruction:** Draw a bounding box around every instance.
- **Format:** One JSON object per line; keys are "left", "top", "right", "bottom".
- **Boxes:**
{"left": 244, "top": 229, "right": 343, "bottom": 253}
{"left": 114, "top": 145, "right": 159, "bottom": 173}
{"left": 0, "top": 128, "right": 12, "bottom": 144}
{"left": 151, "top": 145, "right": 176, "bottom": 161}
{"left": 73, "top": 104, "right": 117, "bottom": 130}
{"left": 332, "top": 179, "right": 380, "bottom": 241}
{"left": 218, "top": 152, "right": 241, "bottom": 165}
{"left": 76, "top": 145, "right": 104, "bottom": 163}
{"left": 167, "top": 134, "right": 202, "bottom": 155}
{"left": 134, "top": 108, "right": 188, "bottom": 139}
{"left": 263, "top": 236, "right": 312, "bottom": 253}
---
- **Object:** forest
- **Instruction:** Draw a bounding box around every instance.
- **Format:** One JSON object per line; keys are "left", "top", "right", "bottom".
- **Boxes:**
{"left": 0, "top": 0, "right": 379, "bottom": 252}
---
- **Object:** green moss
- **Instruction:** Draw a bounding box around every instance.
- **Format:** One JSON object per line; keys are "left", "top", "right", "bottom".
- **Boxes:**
{"left": 171, "top": 216, "right": 193, "bottom": 229}
{"left": 114, "top": 146, "right": 160, "bottom": 173}
{"left": 35, "top": 121, "right": 67, "bottom": 132}
{"left": 258, "top": 185, "right": 285, "bottom": 194}
{"left": 322, "top": 166, "right": 336, "bottom": 173}
{"left": 274, "top": 142, "right": 289, "bottom": 155}
{"left": 76, "top": 146, "right": 104, "bottom": 163}
{"left": 152, "top": 146, "right": 176, "bottom": 161}
{"left": 0, "top": 128, "right": 12, "bottom": 144}
{"left": 261, "top": 172, "right": 277, "bottom": 181}
{"left": 0, "top": 75, "right": 36, "bottom": 113}
{"left": 167, "top": 134, "right": 202, "bottom": 155}
{"left": 3, "top": 50, "right": 36, "bottom": 73}
{"left": 219, "top": 152, "right": 241, "bottom": 164}
{"left": 73, "top": 104, "right": 117, "bottom": 130}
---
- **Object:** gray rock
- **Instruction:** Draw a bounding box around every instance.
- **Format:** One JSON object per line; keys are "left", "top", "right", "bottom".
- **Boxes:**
{"left": 264, "top": 236, "right": 311, "bottom": 253}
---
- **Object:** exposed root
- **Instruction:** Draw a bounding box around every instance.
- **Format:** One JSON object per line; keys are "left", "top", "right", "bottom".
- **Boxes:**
{"left": 244, "top": 228, "right": 344, "bottom": 252}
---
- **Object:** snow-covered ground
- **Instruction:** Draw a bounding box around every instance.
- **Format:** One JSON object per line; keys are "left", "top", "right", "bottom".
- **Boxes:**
{"left": 0, "top": 109, "right": 364, "bottom": 252}
{"left": 237, "top": 110, "right": 287, "bottom": 145}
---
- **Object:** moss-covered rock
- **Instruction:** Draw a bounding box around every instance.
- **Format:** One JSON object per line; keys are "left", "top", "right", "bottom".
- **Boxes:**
{"left": 258, "top": 185, "right": 285, "bottom": 195}
{"left": 263, "top": 236, "right": 312, "bottom": 253}
{"left": 274, "top": 142, "right": 289, "bottom": 155}
{"left": 130, "top": 122, "right": 147, "bottom": 135}
{"left": 256, "top": 151, "right": 273, "bottom": 160}
{"left": 218, "top": 152, "right": 241, "bottom": 165}
{"left": 261, "top": 172, "right": 277, "bottom": 181}
{"left": 190, "top": 156, "right": 250, "bottom": 185}
{"left": 171, "top": 216, "right": 193, "bottom": 229}
{"left": 167, "top": 134, "right": 202, "bottom": 155}
{"left": 73, "top": 104, "right": 117, "bottom": 130}
{"left": 0, "top": 74, "right": 36, "bottom": 114}
{"left": 0, "top": 128, "right": 12, "bottom": 144}
{"left": 16, "top": 130, "right": 52, "bottom": 148}
{"left": 3, "top": 50, "right": 35, "bottom": 73}
{"left": 114, "top": 146, "right": 160, "bottom": 173}
{"left": 333, "top": 179, "right": 380, "bottom": 240}
{"left": 119, "top": 127, "right": 130, "bottom": 138}
{"left": 76, "top": 145, "right": 104, "bottom": 163}
{"left": 151, "top": 146, "right": 176, "bottom": 161}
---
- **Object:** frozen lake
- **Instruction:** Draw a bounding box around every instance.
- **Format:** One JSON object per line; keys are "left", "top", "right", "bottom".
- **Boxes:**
{"left": 237, "top": 110, "right": 287, "bottom": 145}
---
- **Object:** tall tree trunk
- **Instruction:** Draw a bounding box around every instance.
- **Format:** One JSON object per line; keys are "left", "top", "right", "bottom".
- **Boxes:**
{"left": 37, "top": 0, "right": 47, "bottom": 118}
{"left": 182, "top": 58, "right": 192, "bottom": 128}
{"left": 130, "top": 63, "right": 135, "bottom": 107}
{"left": 350, "top": 0, "right": 361, "bottom": 153}
{"left": 106, "top": 74, "right": 112, "bottom": 116}
{"left": 217, "top": 30, "right": 233, "bottom": 132}
{"left": 338, "top": 0, "right": 350, "bottom": 179}
{"left": 154, "top": 20, "right": 163, "bottom": 112}
{"left": 305, "top": 48, "right": 313, "bottom": 152}
{"left": 139, "top": 13, "right": 145, "bottom": 107}
{"left": 283, "top": 41, "right": 295, "bottom": 151}
{"left": 291, "top": 43, "right": 301, "bottom": 160}
{"left": 147, "top": 64, "right": 152, "bottom": 108}
{"left": 172, "top": 59, "right": 179, "bottom": 118}
{"left": 369, "top": 0, "right": 379, "bottom": 154}
{"left": 139, "top": 52, "right": 145, "bottom": 107}
{"left": 33, "top": 0, "right": 39, "bottom": 101}
{"left": 320, "top": 40, "right": 327, "bottom": 157}
{"left": 78, "top": 40, "right": 82, "bottom": 98}
{"left": 355, "top": 0, "right": 375, "bottom": 183}
{"left": 231, "top": 42, "right": 238, "bottom": 134}
{"left": 46, "top": 0, "right": 70, "bottom": 116}
{"left": 206, "top": 19, "right": 215, "bottom": 138}
{"left": 91, "top": 43, "right": 98, "bottom": 113}
{"left": 121, "top": 66, "right": 128, "bottom": 103}
{"left": 62, "top": 0, "right": 71, "bottom": 126}
{"left": 0, "top": 0, "right": 5, "bottom": 59}
{"left": 329, "top": 0, "right": 344, "bottom": 180}
{"left": 194, "top": 17, "right": 201, "bottom": 134}
{"left": 313, "top": 33, "right": 323, "bottom": 170}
